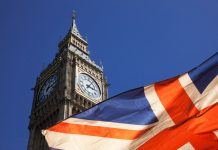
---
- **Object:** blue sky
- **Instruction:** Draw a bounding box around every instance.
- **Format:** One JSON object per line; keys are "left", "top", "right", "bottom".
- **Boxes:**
{"left": 0, "top": 0, "right": 217, "bottom": 149}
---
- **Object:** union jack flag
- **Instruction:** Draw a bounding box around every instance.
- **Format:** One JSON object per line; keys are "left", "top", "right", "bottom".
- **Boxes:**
{"left": 42, "top": 53, "right": 218, "bottom": 150}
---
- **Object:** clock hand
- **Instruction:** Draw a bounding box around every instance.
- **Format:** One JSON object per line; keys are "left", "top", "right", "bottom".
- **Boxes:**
{"left": 45, "top": 83, "right": 55, "bottom": 92}
{"left": 86, "top": 84, "right": 92, "bottom": 89}
{"left": 86, "top": 84, "right": 97, "bottom": 91}
{"left": 46, "top": 85, "right": 52, "bottom": 92}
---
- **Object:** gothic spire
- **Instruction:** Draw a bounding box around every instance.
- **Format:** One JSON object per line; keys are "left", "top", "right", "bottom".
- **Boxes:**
{"left": 71, "top": 11, "right": 83, "bottom": 40}
{"left": 58, "top": 11, "right": 88, "bottom": 54}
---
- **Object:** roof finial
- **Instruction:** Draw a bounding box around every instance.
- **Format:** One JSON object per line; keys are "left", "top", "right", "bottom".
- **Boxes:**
{"left": 72, "top": 10, "right": 76, "bottom": 21}
{"left": 70, "top": 10, "right": 87, "bottom": 42}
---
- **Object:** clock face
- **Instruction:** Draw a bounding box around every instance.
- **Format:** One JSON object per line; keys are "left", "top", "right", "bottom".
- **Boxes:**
{"left": 38, "top": 74, "right": 57, "bottom": 101}
{"left": 78, "top": 73, "right": 101, "bottom": 99}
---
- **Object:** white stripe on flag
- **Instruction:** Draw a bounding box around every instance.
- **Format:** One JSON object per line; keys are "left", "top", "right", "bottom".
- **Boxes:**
{"left": 129, "top": 85, "right": 175, "bottom": 148}
{"left": 177, "top": 142, "right": 195, "bottom": 150}
{"left": 63, "top": 118, "right": 154, "bottom": 130}
{"left": 179, "top": 73, "right": 218, "bottom": 110}
{"left": 43, "top": 130, "right": 134, "bottom": 150}
{"left": 214, "top": 130, "right": 218, "bottom": 138}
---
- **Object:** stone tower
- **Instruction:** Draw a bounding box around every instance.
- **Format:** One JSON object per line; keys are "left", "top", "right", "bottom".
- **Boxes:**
{"left": 28, "top": 13, "right": 108, "bottom": 150}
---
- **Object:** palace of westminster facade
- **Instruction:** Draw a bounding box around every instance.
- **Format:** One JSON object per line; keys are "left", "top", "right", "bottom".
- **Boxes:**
{"left": 28, "top": 13, "right": 109, "bottom": 150}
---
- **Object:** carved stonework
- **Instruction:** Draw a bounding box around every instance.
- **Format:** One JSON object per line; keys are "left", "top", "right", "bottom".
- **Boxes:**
{"left": 28, "top": 14, "right": 108, "bottom": 150}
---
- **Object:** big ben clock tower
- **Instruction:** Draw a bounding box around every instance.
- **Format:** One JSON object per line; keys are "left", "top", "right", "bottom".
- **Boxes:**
{"left": 28, "top": 13, "right": 108, "bottom": 150}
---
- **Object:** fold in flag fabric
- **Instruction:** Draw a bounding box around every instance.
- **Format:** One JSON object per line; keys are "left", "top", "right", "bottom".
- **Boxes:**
{"left": 42, "top": 53, "right": 218, "bottom": 150}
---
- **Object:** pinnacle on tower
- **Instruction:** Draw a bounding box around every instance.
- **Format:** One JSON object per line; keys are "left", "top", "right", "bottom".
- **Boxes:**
{"left": 71, "top": 10, "right": 83, "bottom": 40}
{"left": 58, "top": 11, "right": 88, "bottom": 54}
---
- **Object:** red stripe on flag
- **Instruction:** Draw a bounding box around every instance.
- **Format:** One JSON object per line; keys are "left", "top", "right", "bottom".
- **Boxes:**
{"left": 137, "top": 104, "right": 218, "bottom": 150}
{"left": 47, "top": 122, "right": 151, "bottom": 140}
{"left": 138, "top": 78, "right": 218, "bottom": 149}
{"left": 155, "top": 78, "right": 199, "bottom": 124}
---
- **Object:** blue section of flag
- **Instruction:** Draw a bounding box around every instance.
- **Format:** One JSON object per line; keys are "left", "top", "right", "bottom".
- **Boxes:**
{"left": 74, "top": 87, "right": 158, "bottom": 125}
{"left": 188, "top": 52, "right": 218, "bottom": 93}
